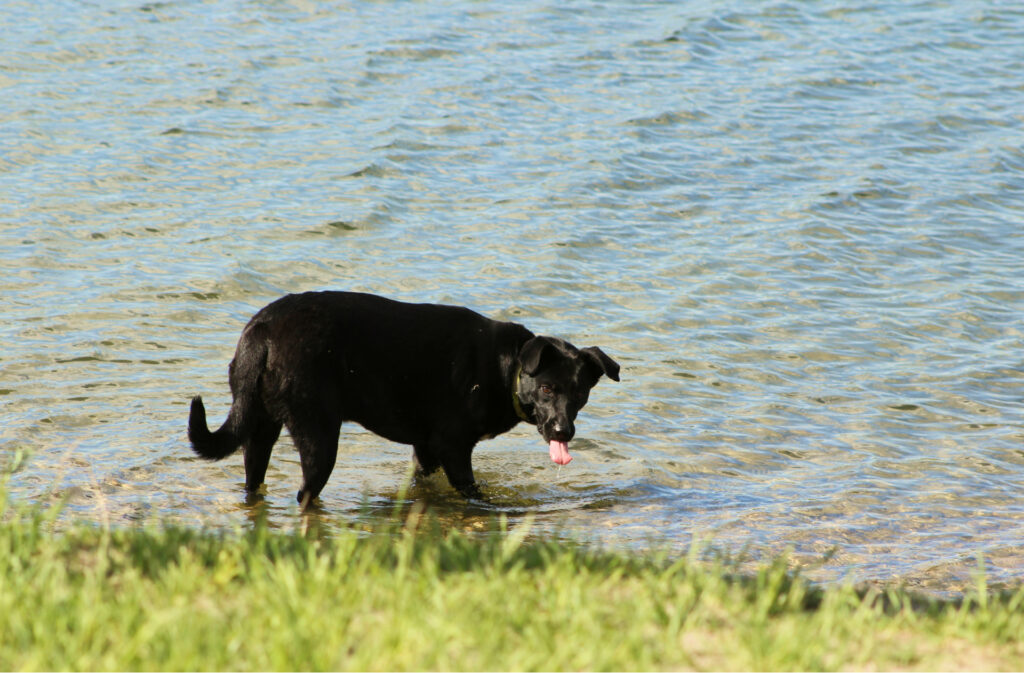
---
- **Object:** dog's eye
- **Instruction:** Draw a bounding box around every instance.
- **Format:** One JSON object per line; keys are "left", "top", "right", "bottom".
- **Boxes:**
{"left": 539, "top": 384, "right": 554, "bottom": 396}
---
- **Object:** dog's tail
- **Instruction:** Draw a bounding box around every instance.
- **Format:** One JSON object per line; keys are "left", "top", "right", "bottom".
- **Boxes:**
{"left": 188, "top": 326, "right": 269, "bottom": 460}
{"left": 188, "top": 396, "right": 242, "bottom": 460}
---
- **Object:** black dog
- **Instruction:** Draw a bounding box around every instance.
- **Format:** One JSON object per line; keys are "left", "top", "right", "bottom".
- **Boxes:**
{"left": 188, "top": 291, "right": 620, "bottom": 508}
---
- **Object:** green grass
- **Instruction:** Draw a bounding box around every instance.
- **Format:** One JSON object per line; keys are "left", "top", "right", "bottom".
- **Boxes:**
{"left": 1, "top": 496, "right": 1022, "bottom": 671}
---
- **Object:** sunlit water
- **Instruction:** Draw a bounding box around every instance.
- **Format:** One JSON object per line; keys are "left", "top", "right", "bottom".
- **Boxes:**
{"left": 3, "top": 1, "right": 1023, "bottom": 595}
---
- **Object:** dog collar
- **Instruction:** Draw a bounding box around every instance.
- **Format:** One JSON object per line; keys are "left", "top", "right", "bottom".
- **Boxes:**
{"left": 512, "top": 365, "right": 532, "bottom": 422}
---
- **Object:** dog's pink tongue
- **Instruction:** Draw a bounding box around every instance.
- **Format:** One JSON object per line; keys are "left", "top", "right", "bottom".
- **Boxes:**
{"left": 549, "top": 440, "right": 572, "bottom": 465}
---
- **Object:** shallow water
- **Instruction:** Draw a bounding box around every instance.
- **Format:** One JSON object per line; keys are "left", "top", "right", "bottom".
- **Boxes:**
{"left": 3, "top": 0, "right": 1023, "bottom": 594}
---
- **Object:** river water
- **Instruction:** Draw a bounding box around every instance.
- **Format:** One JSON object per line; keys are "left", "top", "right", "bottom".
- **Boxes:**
{"left": 3, "top": 0, "right": 1023, "bottom": 594}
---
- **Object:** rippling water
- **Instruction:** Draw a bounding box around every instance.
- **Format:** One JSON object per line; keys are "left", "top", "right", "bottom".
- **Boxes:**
{"left": 3, "top": 1, "right": 1023, "bottom": 594}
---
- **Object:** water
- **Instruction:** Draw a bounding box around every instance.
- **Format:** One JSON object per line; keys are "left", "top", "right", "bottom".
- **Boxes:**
{"left": 3, "top": 0, "right": 1023, "bottom": 594}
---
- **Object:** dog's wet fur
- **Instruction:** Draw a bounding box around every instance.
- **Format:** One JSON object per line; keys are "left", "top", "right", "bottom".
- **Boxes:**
{"left": 188, "top": 291, "right": 619, "bottom": 508}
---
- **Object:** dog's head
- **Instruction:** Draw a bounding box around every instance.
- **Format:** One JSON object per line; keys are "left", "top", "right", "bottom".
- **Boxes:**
{"left": 515, "top": 336, "right": 620, "bottom": 465}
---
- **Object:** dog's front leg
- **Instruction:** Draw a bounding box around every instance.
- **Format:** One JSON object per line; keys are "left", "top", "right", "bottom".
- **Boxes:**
{"left": 439, "top": 448, "right": 482, "bottom": 500}
{"left": 412, "top": 445, "right": 441, "bottom": 476}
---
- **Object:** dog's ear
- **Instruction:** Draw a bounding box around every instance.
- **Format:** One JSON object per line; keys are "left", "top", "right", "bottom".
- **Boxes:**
{"left": 518, "top": 337, "right": 555, "bottom": 376}
{"left": 582, "top": 346, "right": 620, "bottom": 382}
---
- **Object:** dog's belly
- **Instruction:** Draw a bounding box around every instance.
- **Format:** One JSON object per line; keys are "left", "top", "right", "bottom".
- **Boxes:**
{"left": 349, "top": 417, "right": 421, "bottom": 446}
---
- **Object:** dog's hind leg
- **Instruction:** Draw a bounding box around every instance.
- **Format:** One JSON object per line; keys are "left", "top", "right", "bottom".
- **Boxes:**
{"left": 288, "top": 411, "right": 342, "bottom": 510}
{"left": 243, "top": 414, "right": 282, "bottom": 493}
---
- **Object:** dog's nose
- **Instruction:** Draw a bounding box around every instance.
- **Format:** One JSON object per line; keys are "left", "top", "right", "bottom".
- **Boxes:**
{"left": 551, "top": 422, "right": 574, "bottom": 442}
